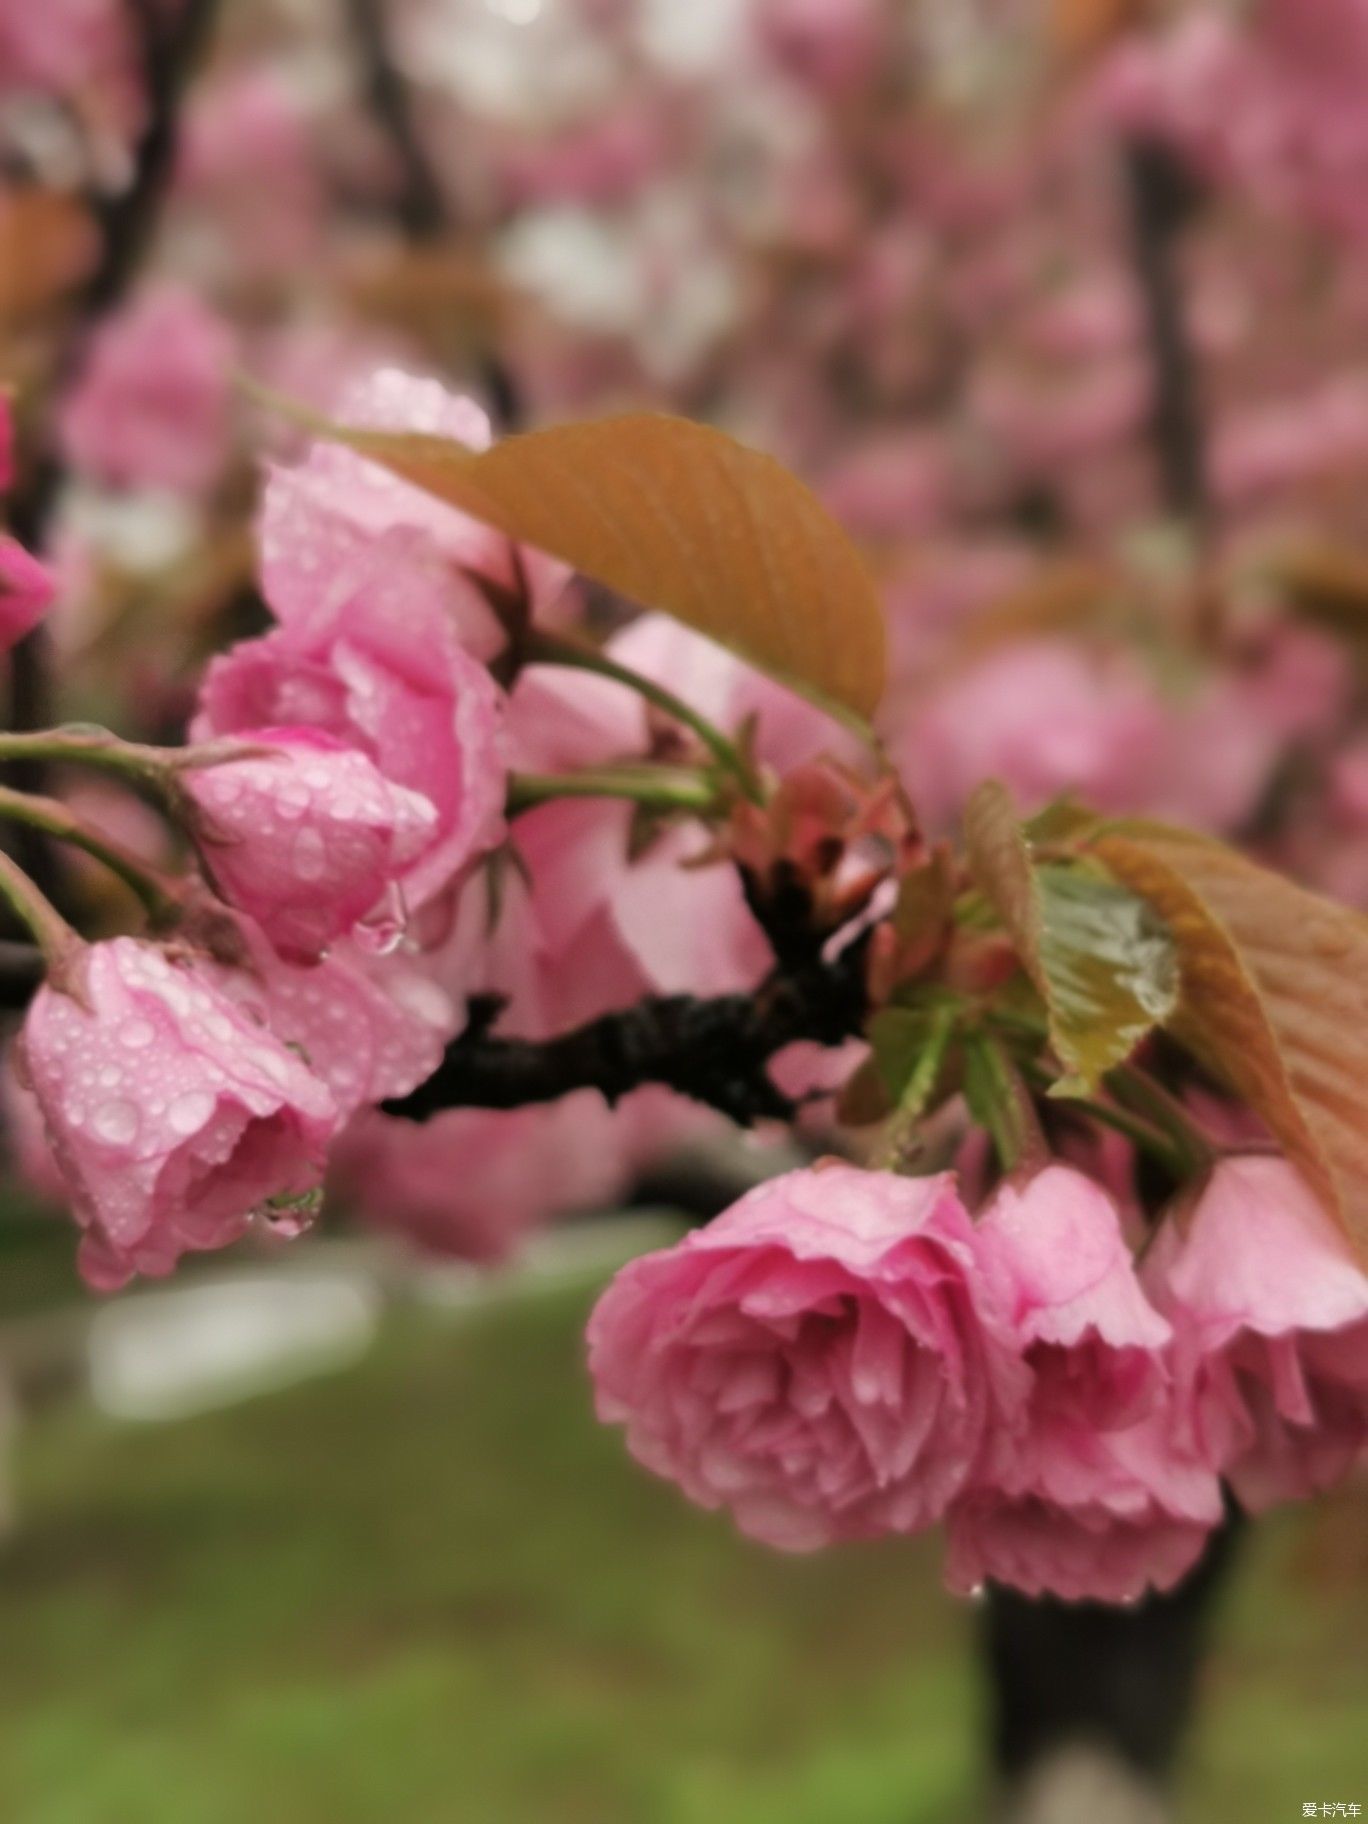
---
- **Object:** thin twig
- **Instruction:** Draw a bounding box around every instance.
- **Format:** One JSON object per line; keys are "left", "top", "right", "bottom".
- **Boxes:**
{"left": 340, "top": 0, "right": 521, "bottom": 426}
{"left": 8, "top": 0, "right": 222, "bottom": 552}
{"left": 4, "top": 0, "right": 219, "bottom": 903}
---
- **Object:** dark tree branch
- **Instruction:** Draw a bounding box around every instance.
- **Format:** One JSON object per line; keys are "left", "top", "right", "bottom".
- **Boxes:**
{"left": 342, "top": 0, "right": 447, "bottom": 242}
{"left": 4, "top": 0, "right": 220, "bottom": 903}
{"left": 341, "top": 0, "right": 521, "bottom": 428}
{"left": 1123, "top": 135, "right": 1210, "bottom": 528}
{"left": 984, "top": 1507, "right": 1244, "bottom": 1809}
{"left": 8, "top": 0, "right": 221, "bottom": 553}
{"left": 385, "top": 935, "right": 871, "bottom": 1127}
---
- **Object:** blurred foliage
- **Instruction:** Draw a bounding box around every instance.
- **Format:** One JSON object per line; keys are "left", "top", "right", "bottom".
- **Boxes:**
{"left": 0, "top": 1273, "right": 1360, "bottom": 1822}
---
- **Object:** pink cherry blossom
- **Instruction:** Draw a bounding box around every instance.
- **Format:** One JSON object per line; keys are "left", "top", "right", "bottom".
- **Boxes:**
{"left": 209, "top": 925, "right": 458, "bottom": 1123}
{"left": 944, "top": 1421, "right": 1223, "bottom": 1603}
{"left": 0, "top": 536, "right": 54, "bottom": 651}
{"left": 57, "top": 284, "right": 236, "bottom": 498}
{"left": 177, "top": 68, "right": 324, "bottom": 278}
{"left": 943, "top": 1167, "right": 1220, "bottom": 1603}
{"left": 817, "top": 430, "right": 952, "bottom": 541}
{"left": 192, "top": 542, "right": 508, "bottom": 912}
{"left": 501, "top": 612, "right": 858, "bottom": 1021}
{"left": 183, "top": 728, "right": 438, "bottom": 962}
{"left": 1144, "top": 1155, "right": 1368, "bottom": 1512}
{"left": 0, "top": 393, "right": 13, "bottom": 490}
{"left": 257, "top": 366, "right": 567, "bottom": 659}
{"left": 0, "top": 396, "right": 55, "bottom": 645}
{"left": 1, "top": 1052, "right": 67, "bottom": 1207}
{"left": 0, "top": 0, "right": 121, "bottom": 97}
{"left": 752, "top": 0, "right": 886, "bottom": 100}
{"left": 606, "top": 611, "right": 857, "bottom": 776}
{"left": 17, "top": 939, "right": 336, "bottom": 1291}
{"left": 503, "top": 659, "right": 769, "bottom": 1015}
{"left": 892, "top": 640, "right": 1166, "bottom": 833}
{"left": 1094, "top": 0, "right": 1368, "bottom": 243}
{"left": 336, "top": 1093, "right": 629, "bottom": 1265}
{"left": 588, "top": 1164, "right": 1027, "bottom": 1552}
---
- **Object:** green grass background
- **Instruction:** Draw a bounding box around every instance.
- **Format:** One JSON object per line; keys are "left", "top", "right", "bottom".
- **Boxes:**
{"left": 0, "top": 1259, "right": 1363, "bottom": 1823}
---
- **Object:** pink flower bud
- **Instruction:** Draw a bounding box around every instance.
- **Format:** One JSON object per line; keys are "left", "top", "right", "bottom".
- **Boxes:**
{"left": 588, "top": 1164, "right": 1027, "bottom": 1552}
{"left": 18, "top": 939, "right": 337, "bottom": 1290}
{"left": 193, "top": 549, "right": 508, "bottom": 915}
{"left": 184, "top": 728, "right": 437, "bottom": 962}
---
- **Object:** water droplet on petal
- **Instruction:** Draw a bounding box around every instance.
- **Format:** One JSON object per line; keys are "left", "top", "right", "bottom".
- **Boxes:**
{"left": 168, "top": 1090, "right": 215, "bottom": 1136}
{"left": 93, "top": 1099, "right": 139, "bottom": 1145}
{"left": 353, "top": 879, "right": 408, "bottom": 956}
{"left": 293, "top": 827, "right": 327, "bottom": 881}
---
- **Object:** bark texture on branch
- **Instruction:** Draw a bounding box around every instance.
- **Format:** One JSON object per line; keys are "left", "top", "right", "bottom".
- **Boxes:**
{"left": 1123, "top": 136, "right": 1209, "bottom": 527}
{"left": 385, "top": 935, "right": 870, "bottom": 1127}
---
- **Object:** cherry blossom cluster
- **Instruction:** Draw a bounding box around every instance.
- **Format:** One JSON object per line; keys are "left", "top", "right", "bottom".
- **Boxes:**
{"left": 5, "top": 0, "right": 1368, "bottom": 1622}
{"left": 589, "top": 1154, "right": 1368, "bottom": 1602}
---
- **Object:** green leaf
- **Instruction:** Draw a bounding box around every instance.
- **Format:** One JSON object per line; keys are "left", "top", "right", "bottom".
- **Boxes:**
{"left": 1095, "top": 821, "right": 1368, "bottom": 1261}
{"left": 1034, "top": 865, "right": 1179, "bottom": 1093}
{"left": 869, "top": 999, "right": 958, "bottom": 1115}
{"left": 964, "top": 780, "right": 1178, "bottom": 1093}
{"left": 961, "top": 1030, "right": 1037, "bottom": 1171}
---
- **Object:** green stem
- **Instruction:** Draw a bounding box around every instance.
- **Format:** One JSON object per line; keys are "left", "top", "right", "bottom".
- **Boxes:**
{"left": 962, "top": 1030, "right": 1045, "bottom": 1175}
{"left": 524, "top": 629, "right": 765, "bottom": 803}
{"left": 876, "top": 1001, "right": 959, "bottom": 1171}
{"left": 0, "top": 785, "right": 181, "bottom": 924}
{"left": 0, "top": 726, "right": 172, "bottom": 792}
{"left": 0, "top": 849, "right": 81, "bottom": 972}
{"left": 1019, "top": 1058, "right": 1188, "bottom": 1176}
{"left": 507, "top": 766, "right": 720, "bottom": 817}
{"left": 1106, "top": 1063, "right": 1213, "bottom": 1178}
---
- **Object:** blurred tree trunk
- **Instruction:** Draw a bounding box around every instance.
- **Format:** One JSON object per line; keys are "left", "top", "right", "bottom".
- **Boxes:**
{"left": 982, "top": 1516, "right": 1243, "bottom": 1822}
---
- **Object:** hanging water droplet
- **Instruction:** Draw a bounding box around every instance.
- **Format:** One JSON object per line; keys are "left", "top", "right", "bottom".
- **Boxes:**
{"left": 353, "top": 879, "right": 409, "bottom": 957}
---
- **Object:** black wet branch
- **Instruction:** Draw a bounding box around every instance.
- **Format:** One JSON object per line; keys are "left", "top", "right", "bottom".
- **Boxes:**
{"left": 384, "top": 934, "right": 872, "bottom": 1127}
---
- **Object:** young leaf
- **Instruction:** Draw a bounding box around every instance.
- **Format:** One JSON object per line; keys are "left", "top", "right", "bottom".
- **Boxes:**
{"left": 965, "top": 780, "right": 1178, "bottom": 1092}
{"left": 1094, "top": 823, "right": 1368, "bottom": 1259}
{"left": 869, "top": 1000, "right": 957, "bottom": 1112}
{"left": 962, "top": 1030, "right": 1039, "bottom": 1172}
{"left": 293, "top": 408, "right": 887, "bottom": 720}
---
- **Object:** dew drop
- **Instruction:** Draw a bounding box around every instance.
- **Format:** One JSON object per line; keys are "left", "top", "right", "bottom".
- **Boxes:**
{"left": 168, "top": 1090, "right": 215, "bottom": 1136}
{"left": 93, "top": 1099, "right": 138, "bottom": 1145}
{"left": 353, "top": 880, "right": 408, "bottom": 957}
{"left": 293, "top": 827, "right": 327, "bottom": 881}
